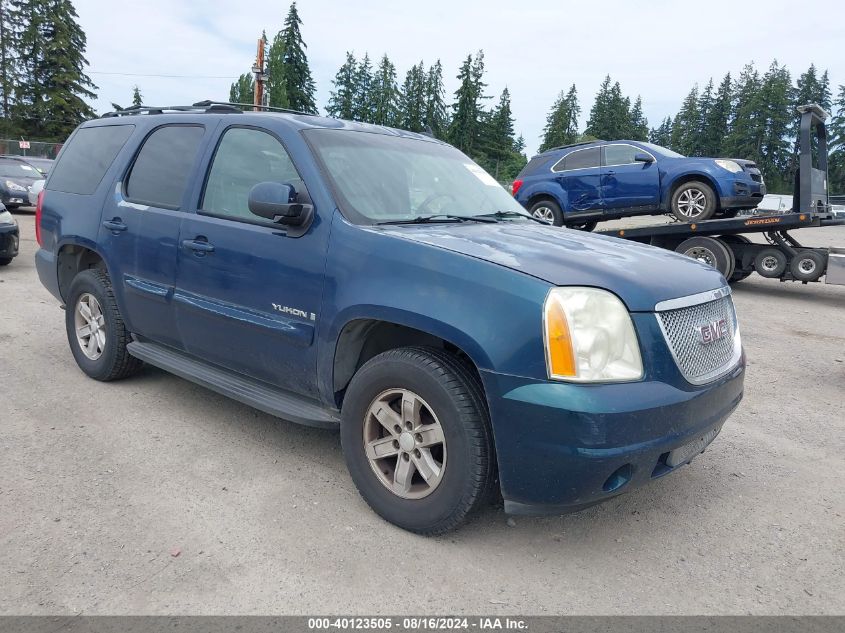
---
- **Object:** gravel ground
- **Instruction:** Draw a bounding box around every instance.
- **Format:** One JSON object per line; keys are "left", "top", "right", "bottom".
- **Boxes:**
{"left": 1, "top": 210, "right": 843, "bottom": 615}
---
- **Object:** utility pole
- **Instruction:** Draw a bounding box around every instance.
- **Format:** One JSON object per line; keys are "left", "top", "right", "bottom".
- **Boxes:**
{"left": 252, "top": 38, "right": 268, "bottom": 111}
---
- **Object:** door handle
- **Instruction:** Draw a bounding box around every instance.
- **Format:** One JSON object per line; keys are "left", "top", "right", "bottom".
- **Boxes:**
{"left": 182, "top": 238, "right": 215, "bottom": 254}
{"left": 102, "top": 219, "right": 127, "bottom": 233}
{"left": 605, "top": 170, "right": 616, "bottom": 176}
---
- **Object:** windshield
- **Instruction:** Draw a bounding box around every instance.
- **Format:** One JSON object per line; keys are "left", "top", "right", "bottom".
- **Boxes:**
{"left": 24, "top": 158, "right": 53, "bottom": 175}
{"left": 637, "top": 142, "right": 685, "bottom": 159}
{"left": 304, "top": 129, "right": 531, "bottom": 224}
{"left": 0, "top": 159, "right": 39, "bottom": 178}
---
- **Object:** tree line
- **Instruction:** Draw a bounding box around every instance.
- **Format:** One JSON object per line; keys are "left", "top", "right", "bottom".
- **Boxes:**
{"left": 0, "top": 0, "right": 96, "bottom": 140}
{"left": 541, "top": 63, "right": 845, "bottom": 194}
{"left": 2, "top": 1, "right": 845, "bottom": 194}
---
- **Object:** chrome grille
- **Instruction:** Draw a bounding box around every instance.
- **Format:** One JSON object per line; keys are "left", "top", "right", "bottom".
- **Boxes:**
{"left": 657, "top": 292, "right": 741, "bottom": 385}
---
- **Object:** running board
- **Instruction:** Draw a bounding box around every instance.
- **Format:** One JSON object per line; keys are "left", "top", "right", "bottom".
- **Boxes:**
{"left": 126, "top": 341, "right": 339, "bottom": 429}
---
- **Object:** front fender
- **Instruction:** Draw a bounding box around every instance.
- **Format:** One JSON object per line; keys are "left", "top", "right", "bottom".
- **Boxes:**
{"left": 315, "top": 213, "right": 552, "bottom": 406}
{"left": 661, "top": 166, "right": 730, "bottom": 204}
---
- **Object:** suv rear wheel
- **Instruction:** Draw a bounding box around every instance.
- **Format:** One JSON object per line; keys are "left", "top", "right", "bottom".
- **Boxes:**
{"left": 340, "top": 347, "right": 495, "bottom": 535}
{"left": 65, "top": 269, "right": 143, "bottom": 381}
{"left": 528, "top": 199, "right": 564, "bottom": 226}
{"left": 671, "top": 181, "right": 717, "bottom": 222}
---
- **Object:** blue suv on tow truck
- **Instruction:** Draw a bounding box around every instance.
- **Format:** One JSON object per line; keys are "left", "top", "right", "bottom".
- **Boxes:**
{"left": 35, "top": 103, "right": 745, "bottom": 534}
{"left": 513, "top": 140, "right": 766, "bottom": 229}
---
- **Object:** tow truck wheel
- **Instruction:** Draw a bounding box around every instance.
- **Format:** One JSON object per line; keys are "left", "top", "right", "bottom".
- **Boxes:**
{"left": 720, "top": 235, "right": 753, "bottom": 282}
{"left": 789, "top": 251, "right": 825, "bottom": 282}
{"left": 754, "top": 248, "right": 788, "bottom": 278}
{"left": 676, "top": 236, "right": 735, "bottom": 279}
{"left": 671, "top": 181, "right": 717, "bottom": 222}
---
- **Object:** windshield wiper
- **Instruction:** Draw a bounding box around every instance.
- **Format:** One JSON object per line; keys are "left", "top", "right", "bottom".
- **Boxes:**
{"left": 376, "top": 214, "right": 497, "bottom": 225}
{"left": 475, "top": 210, "right": 548, "bottom": 224}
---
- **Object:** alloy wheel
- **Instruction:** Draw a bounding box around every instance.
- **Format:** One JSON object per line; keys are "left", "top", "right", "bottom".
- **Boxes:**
{"left": 74, "top": 293, "right": 106, "bottom": 360}
{"left": 677, "top": 188, "right": 707, "bottom": 218}
{"left": 362, "top": 388, "right": 447, "bottom": 500}
{"left": 532, "top": 206, "right": 555, "bottom": 222}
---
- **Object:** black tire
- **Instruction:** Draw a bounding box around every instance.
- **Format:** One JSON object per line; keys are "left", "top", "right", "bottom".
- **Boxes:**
{"left": 0, "top": 257, "right": 12, "bottom": 266}
{"left": 340, "top": 346, "right": 495, "bottom": 535}
{"left": 528, "top": 198, "right": 564, "bottom": 226}
{"left": 676, "top": 236, "right": 735, "bottom": 278}
{"left": 754, "top": 248, "right": 788, "bottom": 279}
{"left": 789, "top": 250, "right": 826, "bottom": 282}
{"left": 65, "top": 268, "right": 143, "bottom": 381}
{"left": 671, "top": 181, "right": 717, "bottom": 222}
{"left": 719, "top": 209, "right": 740, "bottom": 219}
{"left": 567, "top": 220, "right": 598, "bottom": 232}
{"left": 720, "top": 235, "right": 753, "bottom": 282}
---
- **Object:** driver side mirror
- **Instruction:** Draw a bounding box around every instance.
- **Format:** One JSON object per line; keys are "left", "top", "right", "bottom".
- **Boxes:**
{"left": 248, "top": 182, "right": 314, "bottom": 234}
{"left": 634, "top": 153, "right": 655, "bottom": 164}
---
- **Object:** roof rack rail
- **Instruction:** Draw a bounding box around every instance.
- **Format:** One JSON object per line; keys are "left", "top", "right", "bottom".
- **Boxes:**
{"left": 100, "top": 100, "right": 321, "bottom": 119}
{"left": 543, "top": 139, "right": 606, "bottom": 153}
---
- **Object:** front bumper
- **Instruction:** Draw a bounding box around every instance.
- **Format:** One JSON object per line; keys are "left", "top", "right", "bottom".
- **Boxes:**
{"left": 721, "top": 178, "right": 766, "bottom": 209}
{"left": 481, "top": 358, "right": 745, "bottom": 515}
{"left": 0, "top": 223, "right": 20, "bottom": 260}
{"left": 1, "top": 191, "right": 28, "bottom": 207}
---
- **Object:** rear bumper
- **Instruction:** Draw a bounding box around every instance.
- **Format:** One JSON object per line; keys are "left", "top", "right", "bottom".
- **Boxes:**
{"left": 0, "top": 224, "right": 19, "bottom": 259}
{"left": 35, "top": 247, "right": 62, "bottom": 301}
{"left": 481, "top": 359, "right": 745, "bottom": 515}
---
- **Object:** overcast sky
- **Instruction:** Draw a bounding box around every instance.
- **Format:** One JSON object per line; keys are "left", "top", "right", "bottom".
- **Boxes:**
{"left": 75, "top": 0, "right": 843, "bottom": 156}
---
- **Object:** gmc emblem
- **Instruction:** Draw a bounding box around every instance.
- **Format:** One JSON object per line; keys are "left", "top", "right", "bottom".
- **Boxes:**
{"left": 697, "top": 318, "right": 729, "bottom": 344}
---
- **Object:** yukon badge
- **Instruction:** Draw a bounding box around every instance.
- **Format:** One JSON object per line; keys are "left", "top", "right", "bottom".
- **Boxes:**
{"left": 272, "top": 304, "right": 316, "bottom": 321}
{"left": 697, "top": 318, "right": 728, "bottom": 345}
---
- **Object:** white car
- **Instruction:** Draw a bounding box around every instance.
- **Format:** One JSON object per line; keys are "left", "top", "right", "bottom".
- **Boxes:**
{"left": 28, "top": 178, "right": 45, "bottom": 206}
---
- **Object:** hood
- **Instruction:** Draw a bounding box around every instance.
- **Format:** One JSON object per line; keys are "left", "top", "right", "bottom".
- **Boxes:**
{"left": 2, "top": 176, "right": 39, "bottom": 188}
{"left": 377, "top": 222, "right": 726, "bottom": 312}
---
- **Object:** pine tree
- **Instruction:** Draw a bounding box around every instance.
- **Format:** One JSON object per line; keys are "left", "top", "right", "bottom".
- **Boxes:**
{"left": 695, "top": 79, "right": 715, "bottom": 153}
{"left": 448, "top": 53, "right": 484, "bottom": 154}
{"left": 266, "top": 26, "right": 288, "bottom": 108}
{"left": 398, "top": 61, "right": 426, "bottom": 132}
{"left": 354, "top": 53, "right": 374, "bottom": 122}
{"left": 540, "top": 84, "right": 580, "bottom": 152}
{"left": 228, "top": 73, "right": 255, "bottom": 109}
{"left": 0, "top": 0, "right": 22, "bottom": 137}
{"left": 829, "top": 84, "right": 845, "bottom": 194}
{"left": 479, "top": 87, "right": 521, "bottom": 178}
{"left": 670, "top": 85, "right": 700, "bottom": 155}
{"left": 371, "top": 54, "right": 399, "bottom": 127}
{"left": 725, "top": 63, "right": 765, "bottom": 162}
{"left": 649, "top": 116, "right": 673, "bottom": 147}
{"left": 131, "top": 85, "right": 143, "bottom": 107}
{"left": 585, "top": 75, "right": 632, "bottom": 140}
{"left": 700, "top": 73, "right": 732, "bottom": 156}
{"left": 423, "top": 60, "right": 448, "bottom": 138}
{"left": 629, "top": 96, "right": 648, "bottom": 141}
{"left": 267, "top": 3, "right": 316, "bottom": 113}
{"left": 12, "top": 0, "right": 96, "bottom": 139}
{"left": 757, "top": 60, "right": 793, "bottom": 190}
{"left": 325, "top": 51, "right": 358, "bottom": 120}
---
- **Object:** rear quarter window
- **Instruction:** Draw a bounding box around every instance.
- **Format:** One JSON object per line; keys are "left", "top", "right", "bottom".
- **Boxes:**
{"left": 47, "top": 125, "right": 135, "bottom": 195}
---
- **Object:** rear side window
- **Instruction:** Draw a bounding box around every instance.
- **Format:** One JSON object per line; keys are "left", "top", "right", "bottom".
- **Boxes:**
{"left": 125, "top": 125, "right": 205, "bottom": 209}
{"left": 557, "top": 147, "right": 600, "bottom": 171}
{"left": 47, "top": 125, "right": 134, "bottom": 195}
{"left": 518, "top": 155, "right": 552, "bottom": 177}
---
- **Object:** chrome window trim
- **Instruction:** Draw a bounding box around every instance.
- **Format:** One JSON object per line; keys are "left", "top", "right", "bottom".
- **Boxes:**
{"left": 602, "top": 143, "right": 657, "bottom": 168}
{"left": 550, "top": 147, "right": 601, "bottom": 173}
{"left": 654, "top": 286, "right": 731, "bottom": 312}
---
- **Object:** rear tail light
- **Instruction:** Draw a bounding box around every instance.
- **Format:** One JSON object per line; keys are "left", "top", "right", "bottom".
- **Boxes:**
{"left": 512, "top": 179, "right": 524, "bottom": 196}
{"left": 35, "top": 189, "right": 44, "bottom": 246}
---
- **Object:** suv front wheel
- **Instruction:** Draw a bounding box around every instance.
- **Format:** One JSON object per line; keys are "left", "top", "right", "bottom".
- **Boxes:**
{"left": 340, "top": 347, "right": 495, "bottom": 535}
{"left": 671, "top": 181, "right": 717, "bottom": 222}
{"left": 65, "top": 269, "right": 143, "bottom": 381}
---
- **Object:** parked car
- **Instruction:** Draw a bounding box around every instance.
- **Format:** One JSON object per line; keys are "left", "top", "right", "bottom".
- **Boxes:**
{"left": 0, "top": 156, "right": 43, "bottom": 209}
{"left": 28, "top": 178, "right": 45, "bottom": 206}
{"left": 35, "top": 106, "right": 744, "bottom": 534}
{"left": 513, "top": 140, "right": 766, "bottom": 228}
{"left": 0, "top": 203, "right": 19, "bottom": 266}
{"left": 19, "top": 156, "right": 54, "bottom": 177}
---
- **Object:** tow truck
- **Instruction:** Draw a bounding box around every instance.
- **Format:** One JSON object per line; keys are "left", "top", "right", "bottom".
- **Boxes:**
{"left": 597, "top": 104, "right": 845, "bottom": 285}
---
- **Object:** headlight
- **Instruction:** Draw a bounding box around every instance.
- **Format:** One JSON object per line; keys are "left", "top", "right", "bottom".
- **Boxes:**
{"left": 544, "top": 287, "right": 643, "bottom": 382}
{"left": 0, "top": 210, "right": 15, "bottom": 226}
{"left": 715, "top": 159, "right": 743, "bottom": 173}
{"left": 5, "top": 180, "right": 26, "bottom": 191}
